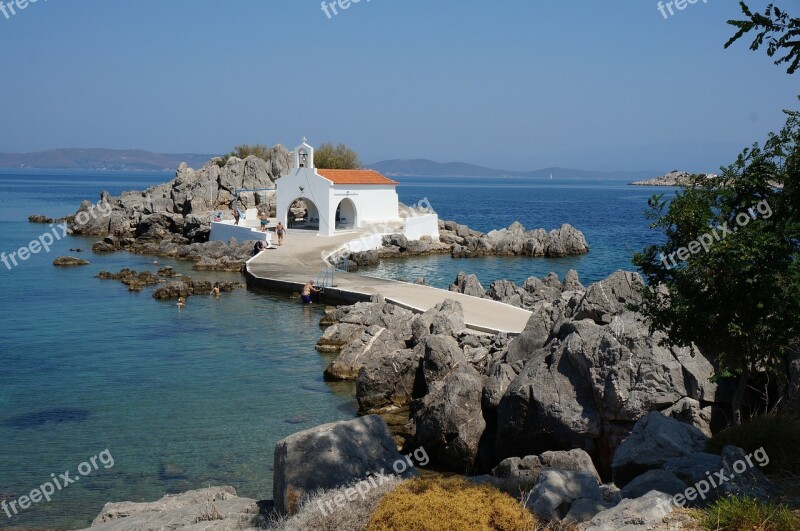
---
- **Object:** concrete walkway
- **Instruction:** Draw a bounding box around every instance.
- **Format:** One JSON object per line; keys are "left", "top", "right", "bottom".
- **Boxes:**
{"left": 245, "top": 230, "right": 533, "bottom": 335}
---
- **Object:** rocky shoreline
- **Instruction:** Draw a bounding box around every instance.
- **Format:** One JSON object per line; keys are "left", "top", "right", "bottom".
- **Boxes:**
{"left": 29, "top": 153, "right": 791, "bottom": 529}
{"left": 80, "top": 270, "right": 790, "bottom": 529}
{"left": 344, "top": 220, "right": 589, "bottom": 270}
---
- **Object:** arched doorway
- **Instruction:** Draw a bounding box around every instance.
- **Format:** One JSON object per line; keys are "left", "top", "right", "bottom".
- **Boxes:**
{"left": 336, "top": 198, "right": 357, "bottom": 231}
{"left": 288, "top": 197, "right": 320, "bottom": 230}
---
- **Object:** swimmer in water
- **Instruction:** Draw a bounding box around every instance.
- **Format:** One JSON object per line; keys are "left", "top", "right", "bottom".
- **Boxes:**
{"left": 212, "top": 282, "right": 220, "bottom": 297}
{"left": 301, "top": 280, "right": 319, "bottom": 304}
{"left": 177, "top": 297, "right": 185, "bottom": 308}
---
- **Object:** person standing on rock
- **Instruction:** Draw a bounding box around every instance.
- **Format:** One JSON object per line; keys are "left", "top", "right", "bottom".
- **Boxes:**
{"left": 276, "top": 222, "right": 285, "bottom": 246}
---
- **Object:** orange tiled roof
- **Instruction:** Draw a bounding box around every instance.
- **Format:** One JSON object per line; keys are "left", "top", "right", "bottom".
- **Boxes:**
{"left": 316, "top": 169, "right": 399, "bottom": 186}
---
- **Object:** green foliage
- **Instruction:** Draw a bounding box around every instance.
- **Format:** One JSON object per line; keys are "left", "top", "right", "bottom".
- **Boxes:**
{"left": 314, "top": 142, "right": 362, "bottom": 169}
{"left": 633, "top": 106, "right": 800, "bottom": 419}
{"left": 215, "top": 144, "right": 274, "bottom": 167}
{"left": 699, "top": 496, "right": 800, "bottom": 531}
{"left": 707, "top": 415, "right": 800, "bottom": 474}
{"left": 726, "top": 2, "right": 800, "bottom": 74}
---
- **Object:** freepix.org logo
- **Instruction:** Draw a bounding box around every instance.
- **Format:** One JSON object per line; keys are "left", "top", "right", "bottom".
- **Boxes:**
{"left": 0, "top": 0, "right": 47, "bottom": 22}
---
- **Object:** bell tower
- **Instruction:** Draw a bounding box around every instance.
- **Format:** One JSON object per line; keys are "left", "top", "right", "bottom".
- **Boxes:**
{"left": 293, "top": 137, "right": 315, "bottom": 169}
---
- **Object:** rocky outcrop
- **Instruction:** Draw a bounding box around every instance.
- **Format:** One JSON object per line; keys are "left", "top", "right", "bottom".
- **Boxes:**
{"left": 341, "top": 221, "right": 589, "bottom": 270}
{"left": 272, "top": 415, "right": 414, "bottom": 515}
{"left": 71, "top": 147, "right": 291, "bottom": 243}
{"left": 152, "top": 279, "right": 242, "bottom": 300}
{"left": 97, "top": 268, "right": 163, "bottom": 291}
{"left": 611, "top": 412, "right": 709, "bottom": 487}
{"left": 493, "top": 450, "right": 602, "bottom": 486}
{"left": 447, "top": 221, "right": 589, "bottom": 258}
{"left": 630, "top": 170, "right": 718, "bottom": 187}
{"left": 93, "top": 237, "right": 255, "bottom": 272}
{"left": 449, "top": 269, "right": 583, "bottom": 311}
{"left": 321, "top": 299, "right": 416, "bottom": 381}
{"left": 53, "top": 256, "right": 90, "bottom": 266}
{"left": 85, "top": 486, "right": 267, "bottom": 531}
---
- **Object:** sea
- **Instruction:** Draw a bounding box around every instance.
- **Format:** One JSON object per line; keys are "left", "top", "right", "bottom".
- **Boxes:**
{"left": 0, "top": 170, "right": 674, "bottom": 529}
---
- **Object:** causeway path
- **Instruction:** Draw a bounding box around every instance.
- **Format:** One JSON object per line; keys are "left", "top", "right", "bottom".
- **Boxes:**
{"left": 245, "top": 230, "right": 533, "bottom": 335}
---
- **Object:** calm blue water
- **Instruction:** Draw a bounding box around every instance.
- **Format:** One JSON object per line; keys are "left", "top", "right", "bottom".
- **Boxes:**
{"left": 0, "top": 171, "right": 672, "bottom": 529}
{"left": 370, "top": 176, "right": 672, "bottom": 287}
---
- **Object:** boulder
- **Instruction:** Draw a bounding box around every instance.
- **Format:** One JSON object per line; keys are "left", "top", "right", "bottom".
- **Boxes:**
{"left": 564, "top": 498, "right": 614, "bottom": 524}
{"left": 448, "top": 272, "right": 486, "bottom": 298}
{"left": 356, "top": 347, "right": 423, "bottom": 413}
{"left": 488, "top": 280, "right": 532, "bottom": 308}
{"left": 525, "top": 469, "right": 601, "bottom": 521}
{"left": 315, "top": 323, "right": 364, "bottom": 354}
{"left": 324, "top": 325, "right": 407, "bottom": 381}
{"left": 86, "top": 487, "right": 265, "bottom": 530}
{"left": 612, "top": 412, "right": 708, "bottom": 487}
{"left": 411, "top": 300, "right": 465, "bottom": 343}
{"left": 413, "top": 369, "right": 486, "bottom": 470}
{"left": 563, "top": 269, "right": 584, "bottom": 292}
{"left": 660, "top": 397, "right": 714, "bottom": 437}
{"left": 619, "top": 469, "right": 688, "bottom": 500}
{"left": 492, "top": 449, "right": 602, "bottom": 493}
{"left": 273, "top": 415, "right": 413, "bottom": 515}
{"left": 573, "top": 271, "right": 644, "bottom": 325}
{"left": 581, "top": 490, "right": 678, "bottom": 531}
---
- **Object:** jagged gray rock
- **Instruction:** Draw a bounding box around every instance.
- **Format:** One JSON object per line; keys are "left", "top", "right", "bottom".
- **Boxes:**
{"left": 412, "top": 368, "right": 486, "bottom": 471}
{"left": 85, "top": 487, "right": 265, "bottom": 531}
{"left": 619, "top": 469, "right": 688, "bottom": 500}
{"left": 72, "top": 148, "right": 291, "bottom": 243}
{"left": 525, "top": 469, "right": 602, "bottom": 521}
{"left": 612, "top": 412, "right": 709, "bottom": 487}
{"left": 448, "top": 272, "right": 487, "bottom": 298}
{"left": 273, "top": 415, "right": 413, "bottom": 515}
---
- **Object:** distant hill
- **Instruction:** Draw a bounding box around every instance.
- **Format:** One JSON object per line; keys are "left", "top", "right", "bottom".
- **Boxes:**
{"left": 369, "top": 158, "right": 660, "bottom": 180}
{"left": 0, "top": 148, "right": 215, "bottom": 171}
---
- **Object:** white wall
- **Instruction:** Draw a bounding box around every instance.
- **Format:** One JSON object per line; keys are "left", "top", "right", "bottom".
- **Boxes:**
{"left": 210, "top": 221, "right": 270, "bottom": 243}
{"left": 331, "top": 185, "right": 401, "bottom": 229}
{"left": 403, "top": 213, "right": 440, "bottom": 240}
{"left": 276, "top": 168, "right": 333, "bottom": 234}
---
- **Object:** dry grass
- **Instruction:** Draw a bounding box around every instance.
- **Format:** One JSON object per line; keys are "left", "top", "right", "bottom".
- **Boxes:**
{"left": 269, "top": 474, "right": 404, "bottom": 531}
{"left": 366, "top": 477, "right": 537, "bottom": 531}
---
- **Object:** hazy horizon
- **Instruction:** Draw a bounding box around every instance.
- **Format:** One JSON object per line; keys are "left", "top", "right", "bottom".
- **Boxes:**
{"left": 1, "top": 1, "right": 795, "bottom": 173}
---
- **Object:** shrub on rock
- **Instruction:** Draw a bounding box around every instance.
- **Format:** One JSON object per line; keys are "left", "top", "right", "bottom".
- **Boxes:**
{"left": 366, "top": 477, "right": 536, "bottom": 531}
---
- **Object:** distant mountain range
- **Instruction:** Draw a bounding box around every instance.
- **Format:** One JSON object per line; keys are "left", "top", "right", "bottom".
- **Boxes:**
{"left": 0, "top": 148, "right": 215, "bottom": 171}
{"left": 0, "top": 148, "right": 663, "bottom": 180}
{"left": 368, "top": 158, "right": 661, "bottom": 180}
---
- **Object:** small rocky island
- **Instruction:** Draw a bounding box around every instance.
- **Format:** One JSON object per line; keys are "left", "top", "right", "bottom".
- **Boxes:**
{"left": 629, "top": 170, "right": 718, "bottom": 187}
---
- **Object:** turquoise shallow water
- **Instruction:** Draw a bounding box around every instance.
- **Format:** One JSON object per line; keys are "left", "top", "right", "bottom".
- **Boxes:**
{"left": 0, "top": 171, "right": 672, "bottom": 529}
{"left": 0, "top": 172, "right": 357, "bottom": 529}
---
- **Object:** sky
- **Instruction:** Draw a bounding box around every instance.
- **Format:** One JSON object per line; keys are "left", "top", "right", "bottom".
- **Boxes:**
{"left": 0, "top": 0, "right": 797, "bottom": 172}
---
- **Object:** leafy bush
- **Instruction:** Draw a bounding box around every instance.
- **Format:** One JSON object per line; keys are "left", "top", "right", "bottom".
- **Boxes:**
{"left": 366, "top": 477, "right": 536, "bottom": 531}
{"left": 216, "top": 144, "right": 274, "bottom": 167}
{"left": 314, "top": 142, "right": 362, "bottom": 169}
{"left": 699, "top": 496, "right": 800, "bottom": 531}
{"left": 707, "top": 415, "right": 800, "bottom": 474}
